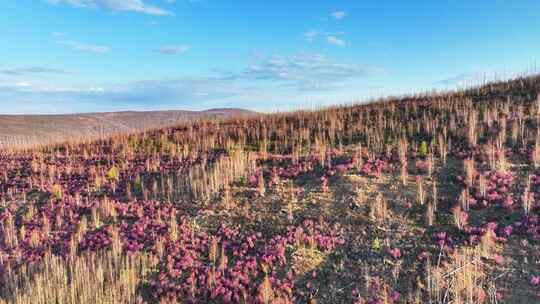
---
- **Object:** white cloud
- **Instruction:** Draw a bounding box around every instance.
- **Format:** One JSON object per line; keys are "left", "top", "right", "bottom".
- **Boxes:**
{"left": 58, "top": 41, "right": 110, "bottom": 54}
{"left": 326, "top": 36, "right": 346, "bottom": 46}
{"left": 303, "top": 30, "right": 347, "bottom": 46}
{"left": 228, "top": 53, "right": 386, "bottom": 90}
{"left": 158, "top": 45, "right": 190, "bottom": 55}
{"left": 303, "top": 30, "right": 320, "bottom": 42}
{"left": 0, "top": 53, "right": 388, "bottom": 113}
{"left": 0, "top": 67, "right": 66, "bottom": 76}
{"left": 330, "top": 11, "right": 347, "bottom": 20}
{"left": 15, "top": 81, "right": 31, "bottom": 88}
{"left": 436, "top": 70, "right": 526, "bottom": 87}
{"left": 47, "top": 0, "right": 172, "bottom": 16}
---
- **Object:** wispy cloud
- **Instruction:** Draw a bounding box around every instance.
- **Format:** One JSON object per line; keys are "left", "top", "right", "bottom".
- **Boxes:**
{"left": 223, "top": 53, "right": 386, "bottom": 90}
{"left": 0, "top": 67, "right": 66, "bottom": 76}
{"left": 303, "top": 30, "right": 320, "bottom": 42}
{"left": 436, "top": 73, "right": 478, "bottom": 86}
{"left": 0, "top": 81, "right": 33, "bottom": 90}
{"left": 158, "top": 45, "right": 190, "bottom": 55}
{"left": 303, "top": 30, "right": 347, "bottom": 46}
{"left": 0, "top": 53, "right": 387, "bottom": 113}
{"left": 58, "top": 40, "right": 110, "bottom": 54}
{"left": 435, "top": 70, "right": 533, "bottom": 88}
{"left": 47, "top": 0, "right": 173, "bottom": 16}
{"left": 326, "top": 35, "right": 346, "bottom": 46}
{"left": 330, "top": 11, "right": 347, "bottom": 20}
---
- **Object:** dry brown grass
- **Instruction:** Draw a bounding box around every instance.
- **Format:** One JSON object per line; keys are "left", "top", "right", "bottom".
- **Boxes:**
{"left": 1, "top": 251, "right": 153, "bottom": 304}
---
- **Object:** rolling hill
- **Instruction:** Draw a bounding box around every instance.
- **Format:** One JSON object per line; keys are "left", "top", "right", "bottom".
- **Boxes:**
{"left": 0, "top": 108, "right": 255, "bottom": 149}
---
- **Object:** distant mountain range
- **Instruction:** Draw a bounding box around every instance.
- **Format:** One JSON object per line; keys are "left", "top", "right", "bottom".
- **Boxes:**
{"left": 0, "top": 108, "right": 256, "bottom": 149}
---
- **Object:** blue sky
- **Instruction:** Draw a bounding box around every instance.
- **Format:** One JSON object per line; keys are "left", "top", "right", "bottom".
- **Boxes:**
{"left": 1, "top": 1, "right": 540, "bottom": 114}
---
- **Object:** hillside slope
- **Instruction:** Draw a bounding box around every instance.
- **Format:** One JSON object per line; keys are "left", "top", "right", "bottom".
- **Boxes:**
{"left": 2, "top": 76, "right": 540, "bottom": 303}
{"left": 0, "top": 108, "right": 255, "bottom": 149}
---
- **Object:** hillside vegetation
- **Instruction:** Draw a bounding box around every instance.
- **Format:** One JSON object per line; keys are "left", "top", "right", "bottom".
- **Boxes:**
{"left": 1, "top": 76, "right": 540, "bottom": 303}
